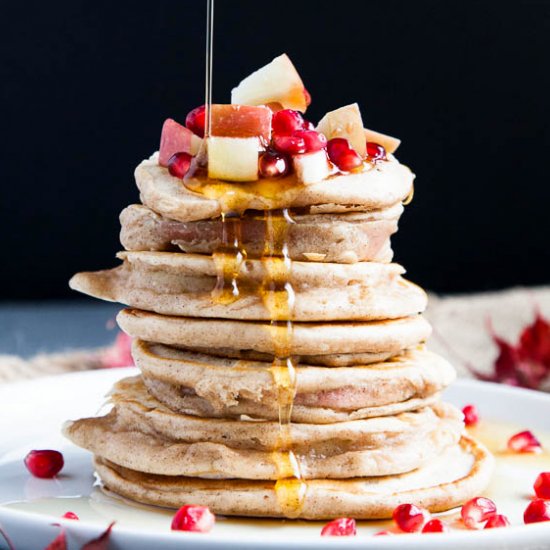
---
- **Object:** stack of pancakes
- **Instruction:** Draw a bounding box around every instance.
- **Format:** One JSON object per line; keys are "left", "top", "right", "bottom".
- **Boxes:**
{"left": 65, "top": 151, "right": 493, "bottom": 519}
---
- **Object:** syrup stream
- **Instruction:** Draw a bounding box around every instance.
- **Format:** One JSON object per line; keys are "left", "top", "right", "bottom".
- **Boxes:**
{"left": 204, "top": 0, "right": 214, "bottom": 139}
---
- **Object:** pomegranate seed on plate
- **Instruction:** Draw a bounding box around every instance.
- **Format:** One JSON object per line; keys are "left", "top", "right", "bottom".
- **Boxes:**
{"left": 320, "top": 517, "right": 356, "bottom": 537}
{"left": 273, "top": 134, "right": 307, "bottom": 155}
{"left": 462, "top": 404, "right": 480, "bottom": 427}
{"left": 185, "top": 105, "right": 206, "bottom": 137}
{"left": 508, "top": 430, "right": 542, "bottom": 453}
{"left": 171, "top": 505, "right": 215, "bottom": 533}
{"left": 259, "top": 150, "right": 290, "bottom": 178}
{"left": 373, "top": 530, "right": 394, "bottom": 536}
{"left": 272, "top": 109, "right": 305, "bottom": 136}
{"left": 534, "top": 472, "right": 550, "bottom": 499}
{"left": 293, "top": 130, "right": 327, "bottom": 153}
{"left": 62, "top": 511, "right": 79, "bottom": 520}
{"left": 484, "top": 514, "right": 510, "bottom": 529}
{"left": 326, "top": 138, "right": 363, "bottom": 172}
{"left": 366, "top": 141, "right": 387, "bottom": 161}
{"left": 460, "top": 497, "right": 497, "bottom": 529}
{"left": 524, "top": 499, "right": 550, "bottom": 524}
{"left": 421, "top": 518, "right": 449, "bottom": 533}
{"left": 24, "top": 450, "right": 64, "bottom": 479}
{"left": 168, "top": 152, "right": 192, "bottom": 179}
{"left": 392, "top": 503, "right": 430, "bottom": 532}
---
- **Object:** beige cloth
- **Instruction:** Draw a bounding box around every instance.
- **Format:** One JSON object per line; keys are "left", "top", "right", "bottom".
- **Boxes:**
{"left": 1, "top": 285, "right": 549, "bottom": 383}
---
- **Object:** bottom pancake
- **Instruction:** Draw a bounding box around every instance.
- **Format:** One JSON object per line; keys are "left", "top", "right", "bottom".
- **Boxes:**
{"left": 94, "top": 435, "right": 493, "bottom": 520}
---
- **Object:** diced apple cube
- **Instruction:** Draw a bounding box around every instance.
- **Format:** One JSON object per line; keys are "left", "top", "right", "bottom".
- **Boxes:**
{"left": 293, "top": 150, "right": 330, "bottom": 185}
{"left": 364, "top": 127, "right": 401, "bottom": 154}
{"left": 159, "top": 118, "right": 202, "bottom": 166}
{"left": 231, "top": 54, "right": 308, "bottom": 113}
{"left": 207, "top": 136, "right": 259, "bottom": 182}
{"left": 211, "top": 104, "right": 272, "bottom": 142}
{"left": 316, "top": 103, "right": 366, "bottom": 157}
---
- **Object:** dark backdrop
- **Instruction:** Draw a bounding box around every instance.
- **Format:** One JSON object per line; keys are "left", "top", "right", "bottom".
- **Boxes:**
{"left": 1, "top": 0, "right": 549, "bottom": 300}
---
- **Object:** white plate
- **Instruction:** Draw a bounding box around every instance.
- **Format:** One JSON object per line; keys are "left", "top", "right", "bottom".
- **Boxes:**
{"left": 0, "top": 368, "right": 549, "bottom": 550}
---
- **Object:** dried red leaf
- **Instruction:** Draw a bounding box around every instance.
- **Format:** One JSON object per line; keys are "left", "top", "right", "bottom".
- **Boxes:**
{"left": 519, "top": 313, "right": 550, "bottom": 368}
{"left": 81, "top": 522, "right": 115, "bottom": 550}
{"left": 44, "top": 530, "right": 67, "bottom": 550}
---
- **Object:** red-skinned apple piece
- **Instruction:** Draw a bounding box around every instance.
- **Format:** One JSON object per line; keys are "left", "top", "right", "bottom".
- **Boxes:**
{"left": 211, "top": 104, "right": 272, "bottom": 142}
{"left": 159, "top": 119, "right": 202, "bottom": 166}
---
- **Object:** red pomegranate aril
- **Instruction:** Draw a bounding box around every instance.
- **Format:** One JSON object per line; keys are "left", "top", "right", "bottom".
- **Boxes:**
{"left": 259, "top": 150, "right": 290, "bottom": 178}
{"left": 24, "top": 450, "right": 64, "bottom": 479}
{"left": 534, "top": 472, "right": 550, "bottom": 499}
{"left": 273, "top": 134, "right": 307, "bottom": 155}
{"left": 62, "top": 511, "right": 79, "bottom": 520}
{"left": 168, "top": 152, "right": 192, "bottom": 179}
{"left": 524, "top": 499, "right": 550, "bottom": 524}
{"left": 302, "top": 120, "right": 315, "bottom": 131}
{"left": 460, "top": 497, "right": 497, "bottom": 529}
{"left": 327, "top": 138, "right": 363, "bottom": 172}
{"left": 508, "top": 430, "right": 542, "bottom": 453}
{"left": 293, "top": 130, "right": 327, "bottom": 153}
{"left": 171, "top": 505, "right": 215, "bottom": 533}
{"left": 373, "top": 530, "right": 394, "bottom": 536}
{"left": 392, "top": 503, "right": 430, "bottom": 533}
{"left": 462, "top": 404, "right": 480, "bottom": 427}
{"left": 421, "top": 519, "right": 449, "bottom": 533}
{"left": 484, "top": 514, "right": 510, "bottom": 529}
{"left": 185, "top": 105, "right": 206, "bottom": 137}
{"left": 272, "top": 109, "right": 304, "bottom": 136}
{"left": 366, "top": 141, "right": 387, "bottom": 161}
{"left": 320, "top": 518, "right": 357, "bottom": 537}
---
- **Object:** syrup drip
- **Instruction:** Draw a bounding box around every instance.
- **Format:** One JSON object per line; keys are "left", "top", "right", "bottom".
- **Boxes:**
{"left": 260, "top": 209, "right": 307, "bottom": 518}
{"left": 402, "top": 182, "right": 414, "bottom": 205}
{"left": 211, "top": 213, "right": 246, "bottom": 304}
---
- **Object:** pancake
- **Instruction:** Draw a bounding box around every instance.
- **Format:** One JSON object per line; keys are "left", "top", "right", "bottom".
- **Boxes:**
{"left": 94, "top": 435, "right": 493, "bottom": 519}
{"left": 117, "top": 309, "right": 432, "bottom": 366}
{"left": 63, "top": 376, "right": 463, "bottom": 479}
{"left": 133, "top": 341, "right": 455, "bottom": 423}
{"left": 120, "top": 203, "right": 403, "bottom": 263}
{"left": 69, "top": 252, "right": 427, "bottom": 322}
{"left": 135, "top": 153, "right": 414, "bottom": 222}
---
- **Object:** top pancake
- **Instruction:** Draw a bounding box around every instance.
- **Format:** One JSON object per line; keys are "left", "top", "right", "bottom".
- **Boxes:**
{"left": 135, "top": 153, "right": 414, "bottom": 222}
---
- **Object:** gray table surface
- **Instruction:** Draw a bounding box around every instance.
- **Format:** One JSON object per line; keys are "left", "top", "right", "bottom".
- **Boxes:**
{"left": 0, "top": 300, "right": 121, "bottom": 358}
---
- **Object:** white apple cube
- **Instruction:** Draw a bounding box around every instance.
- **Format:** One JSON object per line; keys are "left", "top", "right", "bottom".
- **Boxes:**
{"left": 364, "top": 127, "right": 401, "bottom": 154}
{"left": 207, "top": 136, "right": 259, "bottom": 182}
{"left": 293, "top": 150, "right": 330, "bottom": 185}
{"left": 231, "top": 54, "right": 308, "bottom": 112}
{"left": 316, "top": 103, "right": 366, "bottom": 156}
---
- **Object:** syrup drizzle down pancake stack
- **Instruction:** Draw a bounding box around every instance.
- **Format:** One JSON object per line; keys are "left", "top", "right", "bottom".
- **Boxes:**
{"left": 64, "top": 52, "right": 494, "bottom": 519}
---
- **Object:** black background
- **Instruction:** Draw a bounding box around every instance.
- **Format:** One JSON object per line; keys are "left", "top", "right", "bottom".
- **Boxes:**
{"left": 1, "top": 0, "right": 549, "bottom": 301}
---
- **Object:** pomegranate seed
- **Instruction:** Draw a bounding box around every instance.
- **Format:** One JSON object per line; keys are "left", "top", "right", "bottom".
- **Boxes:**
{"left": 24, "top": 450, "right": 64, "bottom": 479}
{"left": 272, "top": 134, "right": 307, "bottom": 155}
{"left": 421, "top": 518, "right": 449, "bottom": 533}
{"left": 534, "top": 472, "right": 550, "bottom": 499}
{"left": 304, "top": 88, "right": 312, "bottom": 107}
{"left": 320, "top": 518, "right": 356, "bottom": 537}
{"left": 272, "top": 109, "right": 304, "bottom": 136}
{"left": 259, "top": 150, "right": 290, "bottom": 178}
{"left": 302, "top": 120, "right": 315, "bottom": 131}
{"left": 508, "top": 430, "right": 542, "bottom": 453}
{"left": 524, "top": 498, "right": 550, "bottom": 524}
{"left": 484, "top": 514, "right": 510, "bottom": 529}
{"left": 62, "top": 511, "right": 79, "bottom": 520}
{"left": 327, "top": 138, "right": 363, "bottom": 172}
{"left": 460, "top": 497, "right": 497, "bottom": 529}
{"left": 366, "top": 141, "right": 387, "bottom": 161}
{"left": 462, "top": 404, "right": 480, "bottom": 427}
{"left": 185, "top": 105, "right": 206, "bottom": 137}
{"left": 392, "top": 503, "right": 430, "bottom": 533}
{"left": 293, "top": 130, "right": 327, "bottom": 153}
{"left": 168, "top": 152, "right": 192, "bottom": 179}
{"left": 171, "top": 505, "right": 215, "bottom": 533}
{"left": 373, "top": 530, "right": 394, "bottom": 536}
